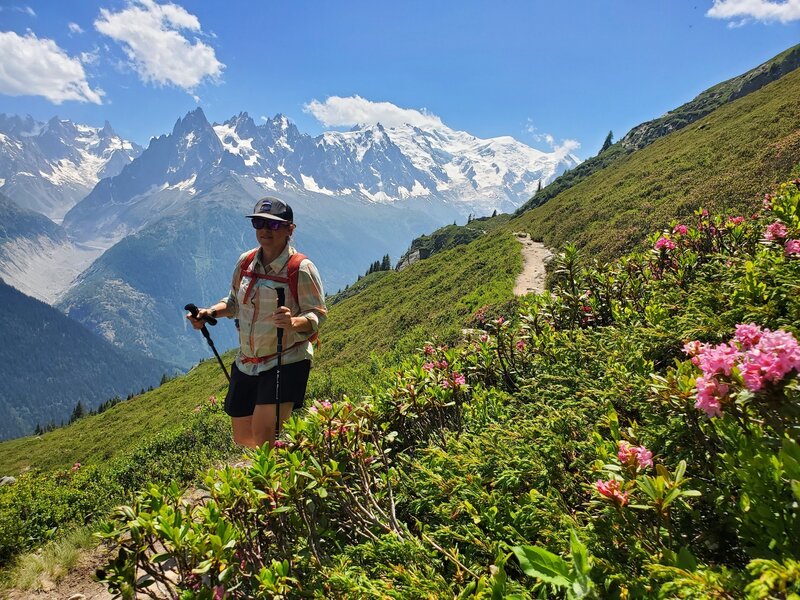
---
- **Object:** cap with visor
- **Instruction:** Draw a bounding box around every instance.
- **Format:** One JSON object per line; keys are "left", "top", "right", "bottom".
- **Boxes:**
{"left": 247, "top": 197, "right": 293, "bottom": 222}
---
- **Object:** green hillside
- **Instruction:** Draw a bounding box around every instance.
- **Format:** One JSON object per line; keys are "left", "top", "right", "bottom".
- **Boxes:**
{"left": 0, "top": 229, "right": 519, "bottom": 475}
{"left": 514, "top": 67, "right": 800, "bottom": 260}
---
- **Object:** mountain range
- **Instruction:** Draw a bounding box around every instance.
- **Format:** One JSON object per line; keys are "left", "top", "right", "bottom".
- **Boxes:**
{"left": 0, "top": 108, "right": 578, "bottom": 369}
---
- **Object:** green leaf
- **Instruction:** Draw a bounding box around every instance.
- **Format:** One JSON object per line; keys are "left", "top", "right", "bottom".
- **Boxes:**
{"left": 677, "top": 547, "right": 698, "bottom": 572}
{"left": 511, "top": 545, "right": 571, "bottom": 588}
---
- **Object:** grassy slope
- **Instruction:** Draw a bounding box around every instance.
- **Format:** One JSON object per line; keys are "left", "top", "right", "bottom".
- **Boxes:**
{"left": 514, "top": 68, "right": 800, "bottom": 259}
{"left": 0, "top": 231, "right": 520, "bottom": 474}
{"left": 0, "top": 358, "right": 229, "bottom": 474}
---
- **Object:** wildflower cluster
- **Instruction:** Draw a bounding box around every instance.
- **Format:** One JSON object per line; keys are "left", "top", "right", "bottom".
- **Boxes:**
{"left": 684, "top": 325, "right": 800, "bottom": 417}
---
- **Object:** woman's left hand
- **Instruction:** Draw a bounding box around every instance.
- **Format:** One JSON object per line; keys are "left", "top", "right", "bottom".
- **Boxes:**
{"left": 272, "top": 305, "right": 295, "bottom": 330}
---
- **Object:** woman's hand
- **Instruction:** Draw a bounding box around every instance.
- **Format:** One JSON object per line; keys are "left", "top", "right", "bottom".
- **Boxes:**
{"left": 186, "top": 308, "right": 214, "bottom": 330}
{"left": 272, "top": 306, "right": 311, "bottom": 332}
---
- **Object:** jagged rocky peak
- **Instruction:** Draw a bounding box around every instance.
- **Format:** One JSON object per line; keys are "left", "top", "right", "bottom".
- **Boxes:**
{"left": 100, "top": 120, "right": 116, "bottom": 138}
{"left": 172, "top": 107, "right": 212, "bottom": 136}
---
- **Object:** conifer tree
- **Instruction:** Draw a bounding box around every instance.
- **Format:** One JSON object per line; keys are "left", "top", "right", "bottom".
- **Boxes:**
{"left": 491, "top": 209, "right": 497, "bottom": 218}
{"left": 536, "top": 180, "right": 542, "bottom": 194}
{"left": 381, "top": 254, "right": 391, "bottom": 271}
{"left": 70, "top": 401, "right": 85, "bottom": 423}
{"left": 600, "top": 130, "right": 614, "bottom": 153}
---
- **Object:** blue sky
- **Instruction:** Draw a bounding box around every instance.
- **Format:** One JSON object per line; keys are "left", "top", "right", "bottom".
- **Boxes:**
{"left": 0, "top": 0, "right": 798, "bottom": 157}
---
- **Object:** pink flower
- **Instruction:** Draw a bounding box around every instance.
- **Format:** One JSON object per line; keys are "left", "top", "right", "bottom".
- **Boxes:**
{"left": 423, "top": 345, "right": 435, "bottom": 355}
{"left": 453, "top": 372, "right": 466, "bottom": 386}
{"left": 213, "top": 585, "right": 225, "bottom": 600}
{"left": 440, "top": 380, "right": 451, "bottom": 389}
{"left": 208, "top": 395, "right": 217, "bottom": 405}
{"left": 594, "top": 479, "right": 629, "bottom": 506}
{"left": 515, "top": 339, "right": 527, "bottom": 351}
{"left": 273, "top": 440, "right": 287, "bottom": 449}
{"left": 479, "top": 334, "right": 489, "bottom": 343}
{"left": 617, "top": 441, "right": 653, "bottom": 469}
{"left": 655, "top": 237, "right": 676, "bottom": 251}
{"left": 581, "top": 305, "right": 592, "bottom": 313}
{"left": 785, "top": 239, "right": 800, "bottom": 257}
{"left": 764, "top": 221, "right": 789, "bottom": 241}
{"left": 673, "top": 224, "right": 688, "bottom": 235}
{"left": 436, "top": 360, "right": 448, "bottom": 370}
{"left": 422, "top": 362, "right": 435, "bottom": 372}
{"left": 71, "top": 462, "right": 81, "bottom": 473}
{"left": 701, "top": 209, "right": 709, "bottom": 217}
{"left": 696, "top": 342, "right": 741, "bottom": 377}
{"left": 738, "top": 329, "right": 800, "bottom": 391}
{"left": 734, "top": 323, "right": 763, "bottom": 350}
{"left": 727, "top": 216, "right": 744, "bottom": 226}
{"left": 496, "top": 316, "right": 506, "bottom": 325}
{"left": 694, "top": 375, "right": 727, "bottom": 417}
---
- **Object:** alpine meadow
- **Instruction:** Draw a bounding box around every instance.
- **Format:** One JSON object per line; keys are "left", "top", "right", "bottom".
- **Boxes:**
{"left": 0, "top": 14, "right": 799, "bottom": 600}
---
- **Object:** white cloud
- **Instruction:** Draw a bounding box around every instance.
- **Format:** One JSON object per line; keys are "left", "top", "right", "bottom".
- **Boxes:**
{"left": 68, "top": 22, "right": 85, "bottom": 34}
{"left": 304, "top": 95, "right": 445, "bottom": 129}
{"left": 0, "top": 5, "right": 36, "bottom": 16}
{"left": 94, "top": 0, "right": 224, "bottom": 91}
{"left": 80, "top": 49, "right": 100, "bottom": 65}
{"left": 0, "top": 31, "right": 103, "bottom": 104}
{"left": 706, "top": 0, "right": 800, "bottom": 23}
{"left": 525, "top": 118, "right": 580, "bottom": 158}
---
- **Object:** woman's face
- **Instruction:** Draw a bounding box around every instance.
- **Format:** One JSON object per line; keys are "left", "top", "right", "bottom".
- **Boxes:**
{"left": 253, "top": 218, "right": 295, "bottom": 257}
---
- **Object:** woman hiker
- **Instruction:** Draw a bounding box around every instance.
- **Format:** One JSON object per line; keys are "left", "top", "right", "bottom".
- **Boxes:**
{"left": 187, "top": 197, "right": 327, "bottom": 448}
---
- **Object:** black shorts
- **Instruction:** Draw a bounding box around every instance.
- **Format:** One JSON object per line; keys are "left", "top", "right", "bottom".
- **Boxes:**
{"left": 224, "top": 360, "right": 311, "bottom": 418}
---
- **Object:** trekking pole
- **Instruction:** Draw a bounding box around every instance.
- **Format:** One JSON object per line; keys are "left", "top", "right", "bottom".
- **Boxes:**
{"left": 275, "top": 287, "right": 286, "bottom": 437}
{"left": 185, "top": 303, "right": 231, "bottom": 383}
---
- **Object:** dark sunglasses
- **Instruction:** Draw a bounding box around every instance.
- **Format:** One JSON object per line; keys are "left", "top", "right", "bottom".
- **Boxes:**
{"left": 251, "top": 218, "right": 289, "bottom": 230}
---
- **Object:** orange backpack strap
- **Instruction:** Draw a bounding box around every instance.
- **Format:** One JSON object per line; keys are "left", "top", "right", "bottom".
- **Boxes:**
{"left": 287, "top": 253, "right": 320, "bottom": 344}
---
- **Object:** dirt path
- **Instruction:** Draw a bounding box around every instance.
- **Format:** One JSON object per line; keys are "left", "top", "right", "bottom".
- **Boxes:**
{"left": 513, "top": 232, "right": 552, "bottom": 296}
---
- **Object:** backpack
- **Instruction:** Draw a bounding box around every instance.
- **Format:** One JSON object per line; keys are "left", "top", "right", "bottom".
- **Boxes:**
{"left": 237, "top": 249, "right": 319, "bottom": 344}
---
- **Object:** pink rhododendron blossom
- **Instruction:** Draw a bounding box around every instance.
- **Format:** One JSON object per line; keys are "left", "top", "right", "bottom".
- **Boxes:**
{"left": 618, "top": 441, "right": 653, "bottom": 469}
{"left": 71, "top": 462, "right": 81, "bottom": 472}
{"left": 453, "top": 372, "right": 466, "bottom": 386}
{"left": 785, "top": 239, "right": 800, "bottom": 257}
{"left": 701, "top": 209, "right": 709, "bottom": 217}
{"left": 436, "top": 360, "right": 448, "bottom": 370}
{"left": 581, "top": 305, "right": 592, "bottom": 313}
{"left": 516, "top": 339, "right": 527, "bottom": 351}
{"left": 440, "top": 380, "right": 451, "bottom": 389}
{"left": 423, "top": 345, "right": 435, "bottom": 355}
{"left": 480, "top": 334, "right": 489, "bottom": 343}
{"left": 673, "top": 224, "right": 688, "bottom": 235}
{"left": 273, "top": 440, "right": 287, "bottom": 449}
{"left": 764, "top": 221, "right": 789, "bottom": 241}
{"left": 696, "top": 342, "right": 741, "bottom": 377}
{"left": 738, "top": 329, "right": 800, "bottom": 391}
{"left": 595, "top": 479, "right": 629, "bottom": 506}
{"left": 422, "top": 362, "right": 435, "bottom": 372}
{"left": 655, "top": 237, "right": 677, "bottom": 251}
{"left": 727, "top": 216, "right": 744, "bottom": 226}
{"left": 213, "top": 586, "right": 225, "bottom": 600}
{"left": 208, "top": 395, "right": 217, "bottom": 405}
{"left": 496, "top": 316, "right": 506, "bottom": 325}
{"left": 734, "top": 324, "right": 763, "bottom": 350}
{"left": 694, "top": 375, "right": 726, "bottom": 417}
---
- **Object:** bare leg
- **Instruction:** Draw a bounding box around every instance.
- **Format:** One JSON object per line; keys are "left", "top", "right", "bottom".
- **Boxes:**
{"left": 231, "top": 416, "right": 257, "bottom": 448}
{"left": 251, "top": 402, "right": 294, "bottom": 448}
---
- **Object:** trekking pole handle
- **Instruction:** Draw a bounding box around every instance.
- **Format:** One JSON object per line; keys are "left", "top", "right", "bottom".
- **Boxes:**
{"left": 276, "top": 288, "right": 286, "bottom": 340}
{"left": 184, "top": 303, "right": 218, "bottom": 326}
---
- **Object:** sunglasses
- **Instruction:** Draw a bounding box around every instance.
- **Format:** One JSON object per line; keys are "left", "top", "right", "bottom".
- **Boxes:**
{"left": 251, "top": 218, "right": 290, "bottom": 230}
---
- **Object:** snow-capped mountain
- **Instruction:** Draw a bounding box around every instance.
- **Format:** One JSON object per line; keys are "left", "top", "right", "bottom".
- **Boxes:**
{"left": 0, "top": 114, "right": 142, "bottom": 222}
{"left": 63, "top": 108, "right": 578, "bottom": 247}
{"left": 12, "top": 106, "right": 580, "bottom": 367}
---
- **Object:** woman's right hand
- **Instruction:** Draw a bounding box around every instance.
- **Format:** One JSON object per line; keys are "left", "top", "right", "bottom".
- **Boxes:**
{"left": 186, "top": 308, "right": 213, "bottom": 329}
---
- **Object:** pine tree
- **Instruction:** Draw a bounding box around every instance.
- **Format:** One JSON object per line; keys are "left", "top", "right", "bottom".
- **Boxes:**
{"left": 600, "top": 130, "right": 614, "bottom": 153}
{"left": 34, "top": 423, "right": 42, "bottom": 435}
{"left": 491, "top": 209, "right": 497, "bottom": 218}
{"left": 536, "top": 180, "right": 542, "bottom": 194}
{"left": 381, "top": 254, "right": 391, "bottom": 271}
{"left": 69, "top": 401, "right": 85, "bottom": 423}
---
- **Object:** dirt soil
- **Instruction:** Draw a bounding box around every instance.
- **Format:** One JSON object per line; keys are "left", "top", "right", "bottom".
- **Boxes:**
{"left": 513, "top": 232, "right": 552, "bottom": 296}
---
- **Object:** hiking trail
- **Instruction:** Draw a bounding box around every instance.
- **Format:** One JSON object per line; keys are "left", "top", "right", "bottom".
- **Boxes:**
{"left": 513, "top": 232, "right": 551, "bottom": 296}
